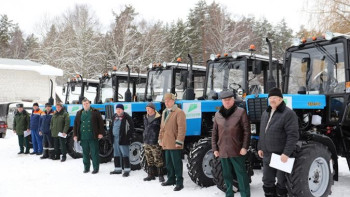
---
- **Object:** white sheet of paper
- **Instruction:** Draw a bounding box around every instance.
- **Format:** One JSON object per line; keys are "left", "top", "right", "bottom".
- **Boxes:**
{"left": 74, "top": 141, "right": 83, "bottom": 153}
{"left": 24, "top": 130, "right": 31, "bottom": 137}
{"left": 269, "top": 153, "right": 295, "bottom": 174}
{"left": 58, "top": 132, "right": 67, "bottom": 138}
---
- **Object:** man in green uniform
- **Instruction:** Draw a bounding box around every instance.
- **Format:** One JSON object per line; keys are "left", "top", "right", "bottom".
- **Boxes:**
{"left": 73, "top": 98, "right": 104, "bottom": 174}
{"left": 13, "top": 103, "right": 30, "bottom": 154}
{"left": 50, "top": 102, "right": 70, "bottom": 162}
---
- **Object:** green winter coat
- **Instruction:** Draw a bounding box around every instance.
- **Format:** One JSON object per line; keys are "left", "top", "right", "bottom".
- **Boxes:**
{"left": 50, "top": 109, "right": 70, "bottom": 137}
{"left": 13, "top": 110, "right": 30, "bottom": 135}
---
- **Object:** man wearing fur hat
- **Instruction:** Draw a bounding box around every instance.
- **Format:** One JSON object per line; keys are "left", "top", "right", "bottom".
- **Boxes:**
{"left": 143, "top": 102, "right": 164, "bottom": 182}
{"left": 258, "top": 87, "right": 299, "bottom": 197}
{"left": 212, "top": 90, "right": 251, "bottom": 197}
{"left": 159, "top": 93, "right": 186, "bottom": 191}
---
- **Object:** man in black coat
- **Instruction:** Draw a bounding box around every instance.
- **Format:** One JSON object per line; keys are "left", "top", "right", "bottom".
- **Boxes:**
{"left": 142, "top": 102, "right": 164, "bottom": 182}
{"left": 109, "top": 104, "right": 135, "bottom": 177}
{"left": 257, "top": 88, "right": 299, "bottom": 197}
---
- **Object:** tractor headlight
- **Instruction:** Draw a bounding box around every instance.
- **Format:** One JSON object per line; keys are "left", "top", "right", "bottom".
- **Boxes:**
{"left": 325, "top": 31, "right": 334, "bottom": 41}
{"left": 210, "top": 54, "right": 215, "bottom": 61}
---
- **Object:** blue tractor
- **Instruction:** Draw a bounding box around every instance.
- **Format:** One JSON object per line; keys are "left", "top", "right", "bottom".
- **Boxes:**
{"left": 244, "top": 33, "right": 350, "bottom": 196}
{"left": 186, "top": 48, "right": 283, "bottom": 188}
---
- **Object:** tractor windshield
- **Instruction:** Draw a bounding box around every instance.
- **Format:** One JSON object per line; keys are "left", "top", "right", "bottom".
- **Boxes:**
{"left": 100, "top": 78, "right": 114, "bottom": 103}
{"left": 206, "top": 61, "right": 246, "bottom": 98}
{"left": 146, "top": 70, "right": 172, "bottom": 101}
{"left": 287, "top": 42, "right": 345, "bottom": 94}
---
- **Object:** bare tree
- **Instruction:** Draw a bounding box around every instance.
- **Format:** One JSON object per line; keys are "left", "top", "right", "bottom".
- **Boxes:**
{"left": 306, "top": 0, "right": 350, "bottom": 33}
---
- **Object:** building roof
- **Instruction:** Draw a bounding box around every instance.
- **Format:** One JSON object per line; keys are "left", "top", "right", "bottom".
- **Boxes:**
{"left": 0, "top": 58, "right": 63, "bottom": 76}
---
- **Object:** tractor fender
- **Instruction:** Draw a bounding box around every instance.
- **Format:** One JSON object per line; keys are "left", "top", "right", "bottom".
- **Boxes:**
{"left": 302, "top": 132, "right": 338, "bottom": 181}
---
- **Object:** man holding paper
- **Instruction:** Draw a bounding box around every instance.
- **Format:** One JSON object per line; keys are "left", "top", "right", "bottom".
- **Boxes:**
{"left": 50, "top": 102, "right": 70, "bottom": 162}
{"left": 13, "top": 104, "right": 30, "bottom": 154}
{"left": 211, "top": 90, "right": 251, "bottom": 197}
{"left": 257, "top": 88, "right": 299, "bottom": 197}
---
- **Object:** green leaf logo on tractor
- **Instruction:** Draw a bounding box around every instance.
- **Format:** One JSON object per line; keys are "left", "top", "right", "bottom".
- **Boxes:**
{"left": 188, "top": 104, "right": 198, "bottom": 113}
{"left": 283, "top": 98, "right": 288, "bottom": 105}
{"left": 72, "top": 106, "right": 80, "bottom": 112}
{"left": 124, "top": 105, "right": 128, "bottom": 110}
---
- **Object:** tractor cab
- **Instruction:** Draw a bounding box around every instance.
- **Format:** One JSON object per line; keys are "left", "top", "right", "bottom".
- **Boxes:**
{"left": 62, "top": 76, "right": 99, "bottom": 104}
{"left": 204, "top": 50, "right": 282, "bottom": 102}
{"left": 96, "top": 68, "right": 147, "bottom": 104}
{"left": 144, "top": 60, "right": 207, "bottom": 102}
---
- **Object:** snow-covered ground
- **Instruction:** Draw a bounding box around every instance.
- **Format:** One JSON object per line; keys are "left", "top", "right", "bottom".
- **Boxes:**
{"left": 0, "top": 130, "right": 349, "bottom": 197}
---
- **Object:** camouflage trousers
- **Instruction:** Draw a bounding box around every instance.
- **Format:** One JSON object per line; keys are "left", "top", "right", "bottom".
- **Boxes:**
{"left": 144, "top": 144, "right": 164, "bottom": 168}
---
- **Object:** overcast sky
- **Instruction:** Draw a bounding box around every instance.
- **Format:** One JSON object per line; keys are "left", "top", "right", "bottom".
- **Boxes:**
{"left": 0, "top": 0, "right": 308, "bottom": 36}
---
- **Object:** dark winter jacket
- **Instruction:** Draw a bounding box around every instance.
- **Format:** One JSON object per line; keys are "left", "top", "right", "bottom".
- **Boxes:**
{"left": 257, "top": 101, "right": 299, "bottom": 156}
{"left": 73, "top": 107, "right": 105, "bottom": 141}
{"left": 211, "top": 105, "right": 251, "bottom": 158}
{"left": 13, "top": 110, "right": 30, "bottom": 135}
{"left": 50, "top": 109, "right": 70, "bottom": 137}
{"left": 39, "top": 109, "right": 54, "bottom": 134}
{"left": 30, "top": 109, "right": 43, "bottom": 130}
{"left": 143, "top": 111, "right": 161, "bottom": 145}
{"left": 108, "top": 112, "right": 134, "bottom": 145}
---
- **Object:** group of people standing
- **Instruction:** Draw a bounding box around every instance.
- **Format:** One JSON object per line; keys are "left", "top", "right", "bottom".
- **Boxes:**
{"left": 13, "top": 87, "right": 298, "bottom": 196}
{"left": 14, "top": 102, "right": 70, "bottom": 161}
{"left": 212, "top": 88, "right": 299, "bottom": 197}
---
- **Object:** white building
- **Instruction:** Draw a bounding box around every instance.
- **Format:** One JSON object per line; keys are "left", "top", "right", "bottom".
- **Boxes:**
{"left": 0, "top": 58, "right": 63, "bottom": 104}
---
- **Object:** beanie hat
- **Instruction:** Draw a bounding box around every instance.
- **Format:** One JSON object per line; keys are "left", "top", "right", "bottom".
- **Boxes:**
{"left": 16, "top": 103, "right": 24, "bottom": 108}
{"left": 163, "top": 93, "right": 176, "bottom": 100}
{"left": 146, "top": 102, "right": 156, "bottom": 110}
{"left": 45, "top": 103, "right": 52, "bottom": 107}
{"left": 33, "top": 103, "right": 39, "bottom": 107}
{"left": 116, "top": 104, "right": 124, "bottom": 110}
{"left": 268, "top": 87, "right": 283, "bottom": 98}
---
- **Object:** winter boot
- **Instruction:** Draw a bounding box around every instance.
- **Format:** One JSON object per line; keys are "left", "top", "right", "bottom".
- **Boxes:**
{"left": 53, "top": 154, "right": 60, "bottom": 160}
{"left": 110, "top": 157, "right": 122, "bottom": 174}
{"left": 49, "top": 150, "right": 55, "bottom": 160}
{"left": 143, "top": 166, "right": 156, "bottom": 181}
{"left": 276, "top": 187, "right": 288, "bottom": 197}
{"left": 157, "top": 167, "right": 165, "bottom": 182}
{"left": 40, "top": 149, "right": 49, "bottom": 159}
{"left": 61, "top": 154, "right": 66, "bottom": 162}
{"left": 122, "top": 157, "right": 130, "bottom": 177}
{"left": 263, "top": 186, "right": 277, "bottom": 197}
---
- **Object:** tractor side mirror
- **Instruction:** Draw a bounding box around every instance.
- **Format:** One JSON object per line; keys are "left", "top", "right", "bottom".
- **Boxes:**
{"left": 62, "top": 86, "right": 66, "bottom": 94}
{"left": 252, "top": 60, "right": 262, "bottom": 75}
{"left": 71, "top": 84, "right": 75, "bottom": 92}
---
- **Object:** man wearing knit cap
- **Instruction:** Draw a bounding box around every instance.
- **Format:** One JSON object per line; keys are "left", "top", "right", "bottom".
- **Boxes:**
{"left": 212, "top": 90, "right": 251, "bottom": 197}
{"left": 109, "top": 103, "right": 135, "bottom": 177}
{"left": 143, "top": 102, "right": 164, "bottom": 182}
{"left": 158, "top": 93, "right": 186, "bottom": 191}
{"left": 30, "top": 102, "right": 43, "bottom": 155}
{"left": 257, "top": 87, "right": 299, "bottom": 197}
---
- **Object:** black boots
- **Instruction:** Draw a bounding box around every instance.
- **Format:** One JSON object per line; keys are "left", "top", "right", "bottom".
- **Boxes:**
{"left": 61, "top": 155, "right": 66, "bottom": 162}
{"left": 110, "top": 157, "right": 122, "bottom": 174}
{"left": 276, "top": 187, "right": 288, "bottom": 197}
{"left": 263, "top": 186, "right": 277, "bottom": 197}
{"left": 49, "top": 150, "right": 55, "bottom": 160}
{"left": 40, "top": 150, "right": 49, "bottom": 159}
{"left": 144, "top": 166, "right": 156, "bottom": 181}
{"left": 158, "top": 167, "right": 165, "bottom": 182}
{"left": 122, "top": 157, "right": 130, "bottom": 177}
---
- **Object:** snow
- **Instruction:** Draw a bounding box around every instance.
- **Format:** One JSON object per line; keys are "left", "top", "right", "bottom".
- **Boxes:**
{"left": 0, "top": 58, "right": 63, "bottom": 76}
{"left": 0, "top": 130, "right": 349, "bottom": 197}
